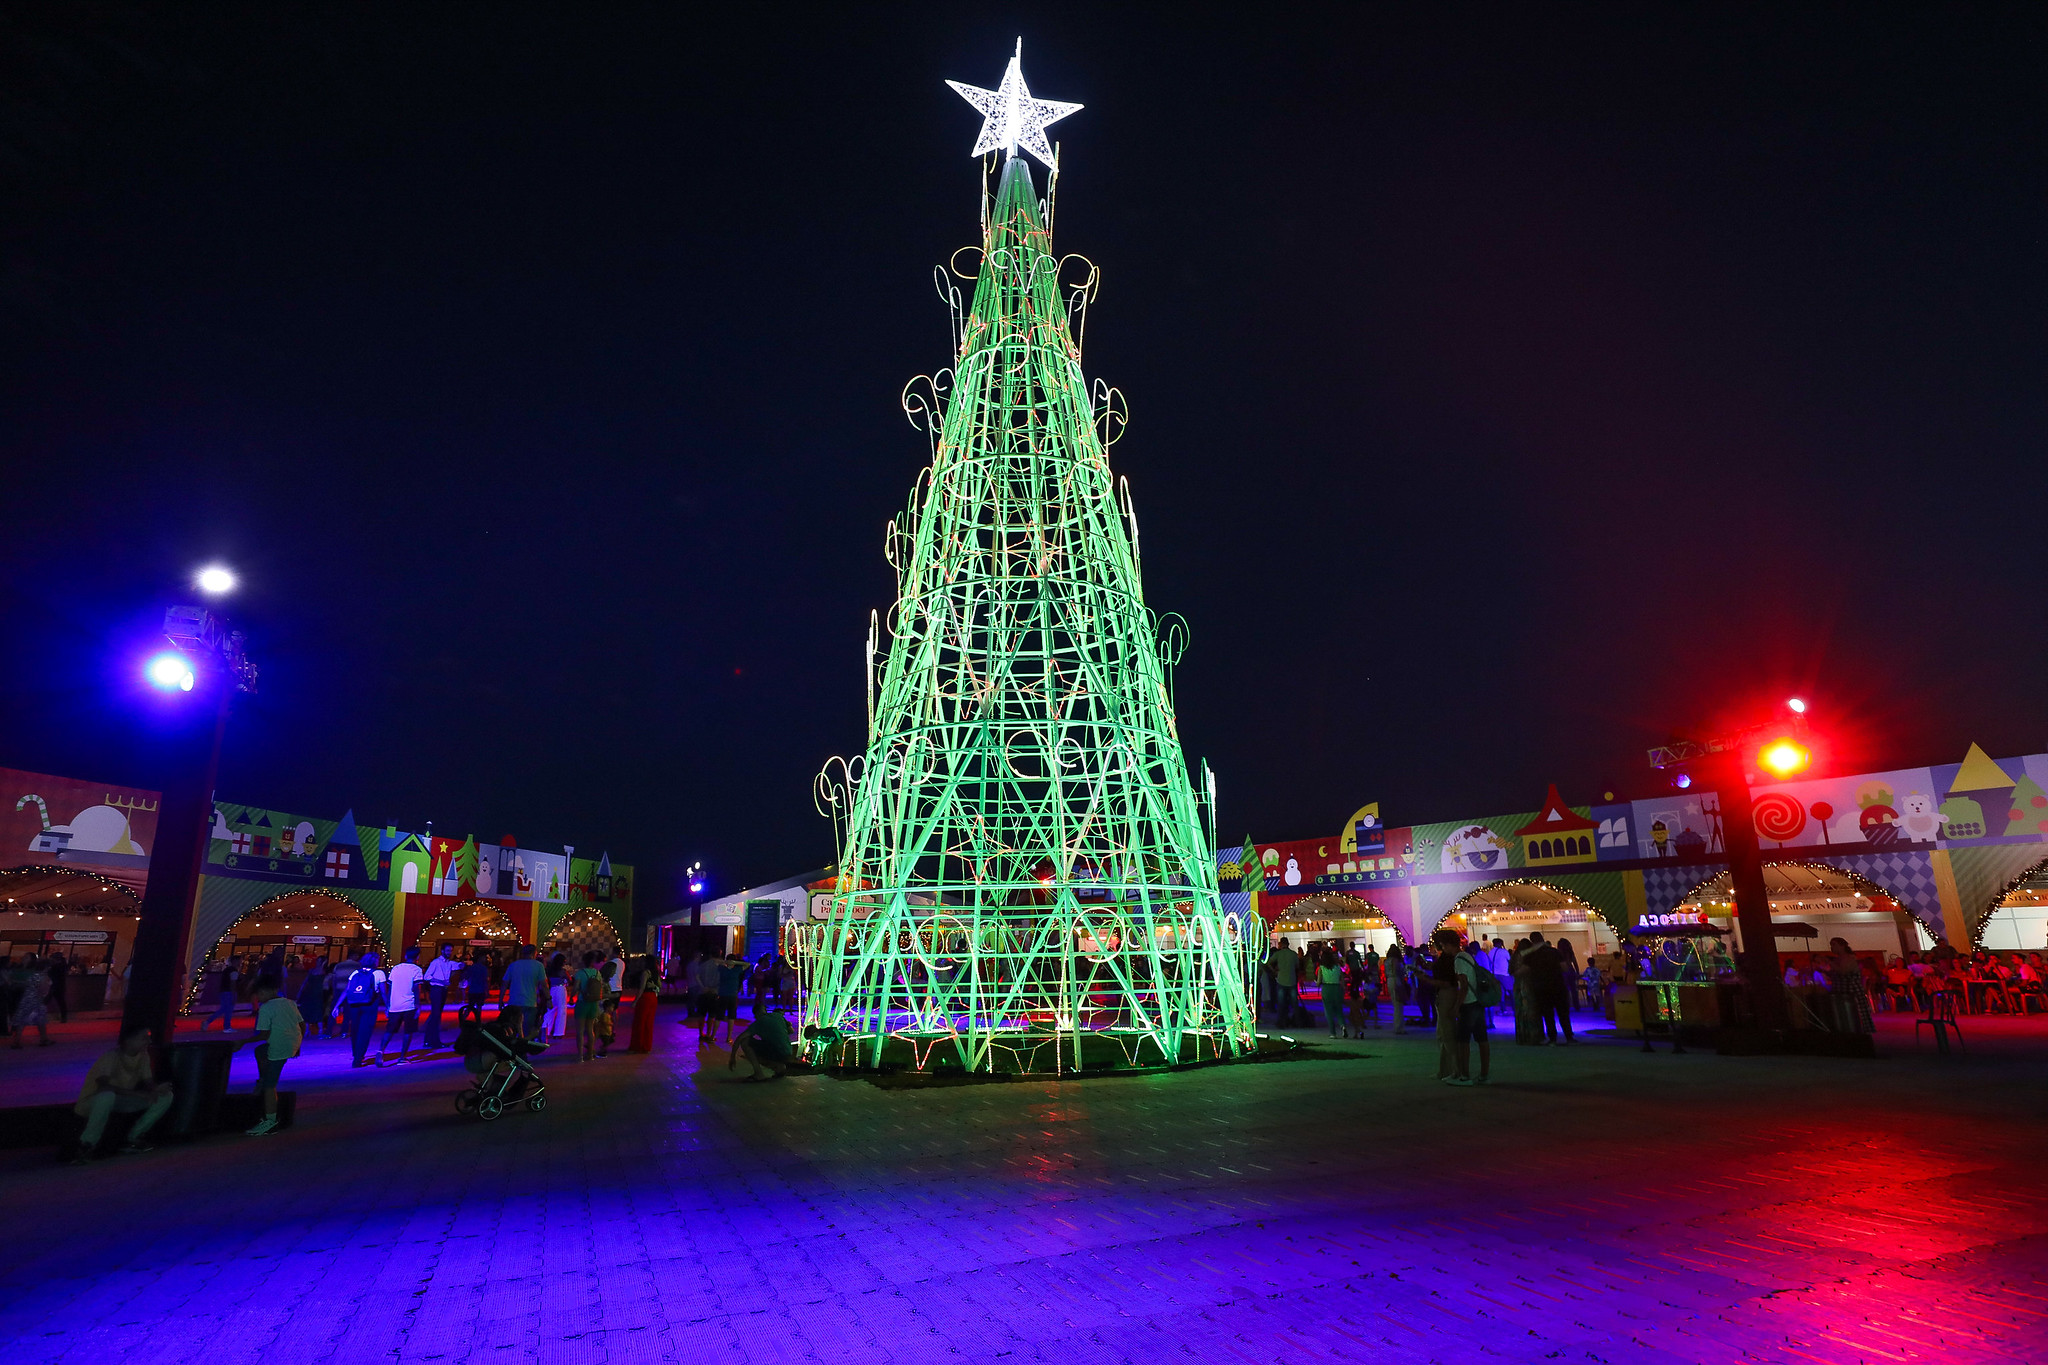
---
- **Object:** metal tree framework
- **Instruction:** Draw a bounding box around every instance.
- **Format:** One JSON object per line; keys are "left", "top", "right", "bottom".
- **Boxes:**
{"left": 797, "top": 150, "right": 1259, "bottom": 1073}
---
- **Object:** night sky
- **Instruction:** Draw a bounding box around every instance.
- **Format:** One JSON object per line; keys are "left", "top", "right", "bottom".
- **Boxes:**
{"left": 2, "top": 5, "right": 2042, "bottom": 907}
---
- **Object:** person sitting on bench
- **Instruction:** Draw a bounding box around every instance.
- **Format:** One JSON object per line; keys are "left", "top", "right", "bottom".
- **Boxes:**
{"left": 73, "top": 1025, "right": 173, "bottom": 1162}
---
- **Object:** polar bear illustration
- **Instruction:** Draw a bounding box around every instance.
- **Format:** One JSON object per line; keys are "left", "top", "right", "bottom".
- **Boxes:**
{"left": 1897, "top": 791, "right": 1945, "bottom": 843}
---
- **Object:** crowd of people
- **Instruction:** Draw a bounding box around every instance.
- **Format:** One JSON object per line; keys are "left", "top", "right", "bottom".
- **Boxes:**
{"left": 2, "top": 950, "right": 101, "bottom": 1047}
{"left": 1262, "top": 930, "right": 1612, "bottom": 1044}
{"left": 1867, "top": 946, "right": 2046, "bottom": 1016}
{"left": 58, "top": 940, "right": 784, "bottom": 1161}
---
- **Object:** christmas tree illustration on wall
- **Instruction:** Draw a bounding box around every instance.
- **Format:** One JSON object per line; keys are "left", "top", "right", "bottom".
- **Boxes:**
{"left": 802, "top": 44, "right": 1257, "bottom": 1073}
{"left": 1942, "top": 742, "right": 2017, "bottom": 841}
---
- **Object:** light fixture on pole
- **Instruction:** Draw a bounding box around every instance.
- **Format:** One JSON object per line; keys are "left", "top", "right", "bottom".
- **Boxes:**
{"left": 125, "top": 571, "right": 259, "bottom": 1047}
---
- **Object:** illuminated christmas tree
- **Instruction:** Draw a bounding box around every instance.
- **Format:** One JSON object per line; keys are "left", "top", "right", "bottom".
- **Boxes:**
{"left": 798, "top": 45, "right": 1258, "bottom": 1072}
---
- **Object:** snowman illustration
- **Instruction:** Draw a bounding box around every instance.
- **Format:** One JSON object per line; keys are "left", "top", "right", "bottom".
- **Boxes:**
{"left": 1282, "top": 856, "right": 1302, "bottom": 887}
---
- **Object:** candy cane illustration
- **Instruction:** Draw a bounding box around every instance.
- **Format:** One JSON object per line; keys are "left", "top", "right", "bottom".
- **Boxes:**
{"left": 14, "top": 794, "right": 50, "bottom": 830}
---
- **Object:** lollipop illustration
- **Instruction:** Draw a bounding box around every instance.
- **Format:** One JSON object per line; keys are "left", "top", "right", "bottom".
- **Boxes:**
{"left": 1752, "top": 792, "right": 1807, "bottom": 845}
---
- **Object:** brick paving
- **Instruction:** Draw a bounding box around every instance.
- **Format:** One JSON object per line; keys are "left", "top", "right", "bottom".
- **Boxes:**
{"left": 2, "top": 1008, "right": 2046, "bottom": 1363}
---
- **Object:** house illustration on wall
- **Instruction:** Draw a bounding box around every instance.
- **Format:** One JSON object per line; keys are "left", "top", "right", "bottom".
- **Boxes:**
{"left": 1516, "top": 785, "right": 1599, "bottom": 867}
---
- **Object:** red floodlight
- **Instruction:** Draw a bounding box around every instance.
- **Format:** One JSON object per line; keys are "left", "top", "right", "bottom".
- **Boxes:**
{"left": 1758, "top": 738, "right": 1810, "bottom": 777}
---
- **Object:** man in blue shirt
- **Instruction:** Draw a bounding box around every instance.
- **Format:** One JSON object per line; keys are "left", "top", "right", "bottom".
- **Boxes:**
{"left": 500, "top": 945, "right": 547, "bottom": 1039}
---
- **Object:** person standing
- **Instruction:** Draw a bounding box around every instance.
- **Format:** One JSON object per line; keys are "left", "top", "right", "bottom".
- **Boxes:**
{"left": 1828, "top": 938, "right": 1875, "bottom": 1033}
{"left": 544, "top": 954, "right": 570, "bottom": 1039}
{"left": 457, "top": 948, "right": 490, "bottom": 1028}
{"left": 1268, "top": 938, "right": 1301, "bottom": 1027}
{"left": 715, "top": 952, "right": 748, "bottom": 1043}
{"left": 694, "top": 952, "right": 724, "bottom": 1040}
{"left": 571, "top": 951, "right": 606, "bottom": 1062}
{"left": 1524, "top": 932, "right": 1573, "bottom": 1044}
{"left": 421, "top": 943, "right": 460, "bottom": 1049}
{"left": 1430, "top": 930, "right": 1462, "bottom": 1079}
{"left": 628, "top": 955, "right": 659, "bottom": 1053}
{"left": 9, "top": 954, "right": 52, "bottom": 1048}
{"left": 339, "top": 952, "right": 386, "bottom": 1068}
{"left": 1556, "top": 938, "right": 1583, "bottom": 1010}
{"left": 46, "top": 952, "right": 70, "bottom": 1025}
{"left": 1450, "top": 938, "right": 1494, "bottom": 1085}
{"left": 205, "top": 955, "right": 241, "bottom": 1032}
{"left": 1486, "top": 938, "right": 1512, "bottom": 1019}
{"left": 246, "top": 974, "right": 302, "bottom": 1136}
{"left": 377, "top": 947, "right": 426, "bottom": 1064}
{"left": 1316, "top": 952, "right": 1345, "bottom": 1038}
{"left": 71, "top": 1026, "right": 173, "bottom": 1161}
{"left": 1385, "top": 944, "right": 1409, "bottom": 1035}
{"left": 1414, "top": 946, "right": 1438, "bottom": 1028}
{"left": 295, "top": 957, "right": 330, "bottom": 1040}
{"left": 501, "top": 945, "right": 547, "bottom": 1039}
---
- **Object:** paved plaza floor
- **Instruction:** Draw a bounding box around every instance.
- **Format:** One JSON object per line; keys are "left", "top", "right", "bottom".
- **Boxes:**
{"left": 2, "top": 1005, "right": 2046, "bottom": 1364}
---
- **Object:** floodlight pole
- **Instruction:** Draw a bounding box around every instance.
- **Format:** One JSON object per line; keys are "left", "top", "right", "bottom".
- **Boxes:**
{"left": 1648, "top": 726, "right": 1788, "bottom": 1032}
{"left": 123, "top": 673, "right": 230, "bottom": 1042}
{"left": 1700, "top": 753, "right": 1788, "bottom": 1031}
{"left": 124, "top": 602, "right": 255, "bottom": 1044}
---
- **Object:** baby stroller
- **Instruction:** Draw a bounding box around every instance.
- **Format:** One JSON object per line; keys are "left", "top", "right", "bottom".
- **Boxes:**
{"left": 454, "top": 1018, "right": 549, "bottom": 1121}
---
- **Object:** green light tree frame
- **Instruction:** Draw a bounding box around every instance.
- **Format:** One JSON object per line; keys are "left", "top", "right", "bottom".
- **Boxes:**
{"left": 800, "top": 155, "right": 1258, "bottom": 1073}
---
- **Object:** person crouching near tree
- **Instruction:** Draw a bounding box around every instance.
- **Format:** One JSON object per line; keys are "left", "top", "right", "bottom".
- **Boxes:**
{"left": 729, "top": 1004, "right": 792, "bottom": 1082}
{"left": 247, "top": 972, "right": 302, "bottom": 1136}
{"left": 71, "top": 1025, "right": 173, "bottom": 1162}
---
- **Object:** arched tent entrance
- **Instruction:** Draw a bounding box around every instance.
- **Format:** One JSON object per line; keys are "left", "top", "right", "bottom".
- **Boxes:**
{"left": 541, "top": 907, "right": 621, "bottom": 966}
{"left": 191, "top": 889, "right": 383, "bottom": 1014}
{"left": 414, "top": 900, "right": 521, "bottom": 957}
{"left": 1976, "top": 858, "right": 2048, "bottom": 951}
{"left": 0, "top": 865, "right": 142, "bottom": 1011}
{"left": 1437, "top": 879, "right": 1621, "bottom": 964}
{"left": 1271, "top": 891, "right": 1405, "bottom": 955}
{"left": 1674, "top": 862, "right": 1936, "bottom": 958}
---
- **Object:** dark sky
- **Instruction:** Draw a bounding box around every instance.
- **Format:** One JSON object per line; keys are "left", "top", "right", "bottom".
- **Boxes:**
{"left": 2, "top": 4, "right": 2043, "bottom": 905}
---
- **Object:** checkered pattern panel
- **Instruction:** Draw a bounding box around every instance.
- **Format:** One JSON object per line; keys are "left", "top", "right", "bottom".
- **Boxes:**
{"left": 1819, "top": 850, "right": 1943, "bottom": 935}
{"left": 543, "top": 917, "right": 620, "bottom": 967}
{"left": 1639, "top": 863, "right": 1720, "bottom": 917}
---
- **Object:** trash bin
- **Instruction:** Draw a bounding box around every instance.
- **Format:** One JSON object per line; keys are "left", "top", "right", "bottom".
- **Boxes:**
{"left": 165, "top": 1039, "right": 239, "bottom": 1137}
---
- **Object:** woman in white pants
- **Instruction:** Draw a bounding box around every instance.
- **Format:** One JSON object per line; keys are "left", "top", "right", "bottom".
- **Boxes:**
{"left": 544, "top": 953, "right": 570, "bottom": 1038}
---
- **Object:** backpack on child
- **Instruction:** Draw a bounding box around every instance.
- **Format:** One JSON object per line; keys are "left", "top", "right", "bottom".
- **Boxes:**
{"left": 341, "top": 968, "right": 381, "bottom": 1007}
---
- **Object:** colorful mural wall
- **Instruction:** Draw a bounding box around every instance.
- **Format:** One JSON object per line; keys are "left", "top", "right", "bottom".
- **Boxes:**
{"left": 1221, "top": 744, "right": 2048, "bottom": 951}
{"left": 197, "top": 801, "right": 634, "bottom": 967}
{"left": 2, "top": 768, "right": 161, "bottom": 898}
{"left": 1, "top": 765, "right": 634, "bottom": 983}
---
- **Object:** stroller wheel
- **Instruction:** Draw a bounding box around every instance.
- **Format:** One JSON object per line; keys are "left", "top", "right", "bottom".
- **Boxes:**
{"left": 526, "top": 1094, "right": 548, "bottom": 1113}
{"left": 477, "top": 1095, "right": 503, "bottom": 1121}
{"left": 454, "top": 1090, "right": 480, "bottom": 1115}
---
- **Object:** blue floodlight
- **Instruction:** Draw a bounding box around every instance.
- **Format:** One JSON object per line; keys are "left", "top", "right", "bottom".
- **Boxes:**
{"left": 1672, "top": 772, "right": 1692, "bottom": 790}
{"left": 147, "top": 653, "right": 195, "bottom": 692}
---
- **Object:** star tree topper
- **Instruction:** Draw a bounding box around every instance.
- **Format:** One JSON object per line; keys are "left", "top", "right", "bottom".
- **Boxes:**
{"left": 946, "top": 39, "right": 1082, "bottom": 169}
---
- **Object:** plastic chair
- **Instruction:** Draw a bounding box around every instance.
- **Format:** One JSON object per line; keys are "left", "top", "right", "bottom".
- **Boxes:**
{"left": 1915, "top": 991, "right": 1965, "bottom": 1054}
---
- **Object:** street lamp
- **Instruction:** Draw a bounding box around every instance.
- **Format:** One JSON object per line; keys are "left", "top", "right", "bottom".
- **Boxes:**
{"left": 124, "top": 575, "right": 259, "bottom": 1045}
{"left": 194, "top": 564, "right": 238, "bottom": 596}
{"left": 147, "top": 654, "right": 196, "bottom": 692}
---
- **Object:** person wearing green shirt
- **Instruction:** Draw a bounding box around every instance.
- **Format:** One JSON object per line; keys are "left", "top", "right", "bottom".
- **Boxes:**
{"left": 570, "top": 951, "right": 606, "bottom": 1062}
{"left": 1316, "top": 953, "right": 1346, "bottom": 1037}
{"left": 730, "top": 1007, "right": 792, "bottom": 1082}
